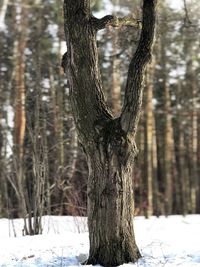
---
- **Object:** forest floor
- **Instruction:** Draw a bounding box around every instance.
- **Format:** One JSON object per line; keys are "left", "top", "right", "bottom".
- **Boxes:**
{"left": 0, "top": 215, "right": 199, "bottom": 267}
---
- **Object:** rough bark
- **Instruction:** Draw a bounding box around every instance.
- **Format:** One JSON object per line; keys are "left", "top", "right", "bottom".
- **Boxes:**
{"left": 63, "top": 0, "right": 157, "bottom": 265}
{"left": 86, "top": 119, "right": 140, "bottom": 266}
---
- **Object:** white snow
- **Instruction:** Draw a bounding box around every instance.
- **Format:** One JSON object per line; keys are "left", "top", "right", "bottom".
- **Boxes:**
{"left": 0, "top": 215, "right": 199, "bottom": 266}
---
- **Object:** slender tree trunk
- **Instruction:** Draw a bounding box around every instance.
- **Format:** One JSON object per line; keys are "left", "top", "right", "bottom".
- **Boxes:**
{"left": 13, "top": 0, "right": 27, "bottom": 160}
{"left": 111, "top": 35, "right": 121, "bottom": 116}
{"left": 0, "top": 79, "right": 4, "bottom": 216}
{"left": 49, "top": 64, "right": 64, "bottom": 213}
{"left": 145, "top": 59, "right": 155, "bottom": 217}
{"left": 179, "top": 131, "right": 187, "bottom": 214}
{"left": 137, "top": 115, "right": 145, "bottom": 215}
{"left": 197, "top": 112, "right": 200, "bottom": 212}
{"left": 187, "top": 61, "right": 198, "bottom": 214}
{"left": 176, "top": 81, "right": 190, "bottom": 215}
{"left": 0, "top": 32, "right": 5, "bottom": 216}
{"left": 111, "top": 0, "right": 121, "bottom": 116}
{"left": 183, "top": 27, "right": 198, "bottom": 213}
{"left": 14, "top": 37, "right": 26, "bottom": 159}
{"left": 163, "top": 84, "right": 175, "bottom": 215}
{"left": 159, "top": 23, "right": 176, "bottom": 215}
{"left": 152, "top": 110, "right": 159, "bottom": 215}
{"left": 12, "top": 0, "right": 27, "bottom": 220}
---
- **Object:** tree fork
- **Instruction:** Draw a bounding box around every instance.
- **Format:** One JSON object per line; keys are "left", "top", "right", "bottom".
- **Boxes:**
{"left": 63, "top": 0, "right": 157, "bottom": 265}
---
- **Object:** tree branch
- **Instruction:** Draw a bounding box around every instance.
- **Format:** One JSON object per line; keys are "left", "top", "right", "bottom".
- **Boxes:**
{"left": 91, "top": 15, "right": 142, "bottom": 31}
{"left": 63, "top": 0, "right": 113, "bottom": 143}
{"left": 183, "top": 0, "right": 192, "bottom": 25}
{"left": 120, "top": 0, "right": 157, "bottom": 135}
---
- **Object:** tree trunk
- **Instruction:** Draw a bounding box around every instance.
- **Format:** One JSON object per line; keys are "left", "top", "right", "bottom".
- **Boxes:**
{"left": 152, "top": 110, "right": 159, "bottom": 215}
{"left": 163, "top": 84, "right": 174, "bottom": 215}
{"left": 86, "top": 120, "right": 140, "bottom": 265}
{"left": 176, "top": 81, "right": 190, "bottom": 215}
{"left": 63, "top": 0, "right": 157, "bottom": 265}
{"left": 111, "top": 0, "right": 121, "bottom": 116}
{"left": 145, "top": 59, "right": 156, "bottom": 217}
{"left": 12, "top": 0, "right": 27, "bottom": 220}
{"left": 13, "top": 15, "right": 26, "bottom": 159}
{"left": 183, "top": 26, "right": 198, "bottom": 213}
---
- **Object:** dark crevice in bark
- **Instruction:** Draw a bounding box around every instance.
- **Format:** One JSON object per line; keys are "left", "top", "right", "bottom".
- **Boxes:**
{"left": 90, "top": 15, "right": 114, "bottom": 30}
{"left": 94, "top": 118, "right": 138, "bottom": 166}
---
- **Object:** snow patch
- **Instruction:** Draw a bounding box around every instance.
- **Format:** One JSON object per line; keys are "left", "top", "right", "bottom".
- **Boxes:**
{"left": 0, "top": 215, "right": 199, "bottom": 266}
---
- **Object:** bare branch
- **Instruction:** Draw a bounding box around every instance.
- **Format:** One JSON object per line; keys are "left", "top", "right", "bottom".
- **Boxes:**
{"left": 63, "top": 0, "right": 113, "bottom": 143}
{"left": 120, "top": 0, "right": 157, "bottom": 135}
{"left": 91, "top": 15, "right": 142, "bottom": 30}
{"left": 183, "top": 0, "right": 192, "bottom": 25}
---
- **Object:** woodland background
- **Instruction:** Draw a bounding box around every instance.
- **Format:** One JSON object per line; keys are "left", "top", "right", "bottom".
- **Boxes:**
{"left": 0, "top": 0, "right": 199, "bottom": 234}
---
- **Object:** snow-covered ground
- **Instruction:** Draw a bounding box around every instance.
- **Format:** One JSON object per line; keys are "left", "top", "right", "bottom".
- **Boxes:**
{"left": 0, "top": 215, "right": 199, "bottom": 267}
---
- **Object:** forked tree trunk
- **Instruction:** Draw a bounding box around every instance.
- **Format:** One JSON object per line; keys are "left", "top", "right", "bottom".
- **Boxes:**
{"left": 63, "top": 0, "right": 157, "bottom": 265}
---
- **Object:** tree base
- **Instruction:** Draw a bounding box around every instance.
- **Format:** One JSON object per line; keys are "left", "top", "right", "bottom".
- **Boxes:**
{"left": 82, "top": 245, "right": 141, "bottom": 266}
